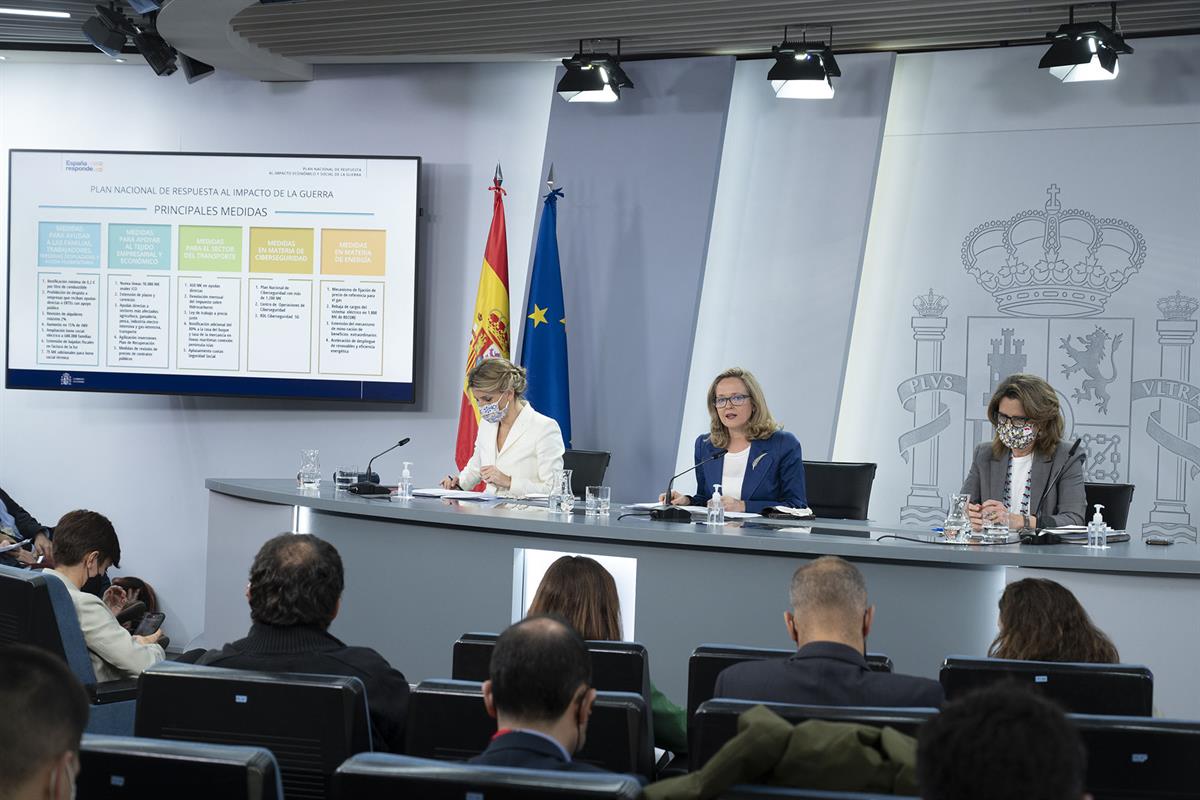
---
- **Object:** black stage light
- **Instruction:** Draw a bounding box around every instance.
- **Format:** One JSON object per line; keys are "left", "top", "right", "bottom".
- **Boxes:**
{"left": 557, "top": 39, "right": 634, "bottom": 103}
{"left": 132, "top": 27, "right": 176, "bottom": 76}
{"left": 767, "top": 26, "right": 840, "bottom": 100}
{"left": 179, "top": 53, "right": 215, "bottom": 84}
{"left": 82, "top": 5, "right": 131, "bottom": 59}
{"left": 1039, "top": 3, "right": 1132, "bottom": 82}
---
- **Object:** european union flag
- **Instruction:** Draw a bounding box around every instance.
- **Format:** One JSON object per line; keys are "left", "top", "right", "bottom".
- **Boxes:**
{"left": 520, "top": 187, "right": 571, "bottom": 447}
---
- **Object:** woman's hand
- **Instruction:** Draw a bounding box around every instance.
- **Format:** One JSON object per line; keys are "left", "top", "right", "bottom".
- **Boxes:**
{"left": 722, "top": 497, "right": 746, "bottom": 513}
{"left": 103, "top": 585, "right": 129, "bottom": 614}
{"left": 134, "top": 628, "right": 164, "bottom": 646}
{"left": 966, "top": 502, "right": 984, "bottom": 531}
{"left": 32, "top": 532, "right": 53, "bottom": 561}
{"left": 440, "top": 475, "right": 460, "bottom": 490}
{"left": 980, "top": 500, "right": 1012, "bottom": 529}
{"left": 480, "top": 466, "right": 511, "bottom": 489}
{"left": 658, "top": 490, "right": 691, "bottom": 506}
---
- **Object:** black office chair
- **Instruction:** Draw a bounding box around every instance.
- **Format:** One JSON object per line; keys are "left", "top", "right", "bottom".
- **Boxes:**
{"left": 405, "top": 678, "right": 654, "bottom": 780}
{"left": 719, "top": 788, "right": 919, "bottom": 799}
{"left": 1084, "top": 483, "right": 1135, "bottom": 530}
{"left": 563, "top": 450, "right": 612, "bottom": 497}
{"left": 801, "top": 462, "right": 878, "bottom": 520}
{"left": 939, "top": 656, "right": 1153, "bottom": 716}
{"left": 690, "top": 699, "right": 935, "bottom": 770}
{"left": 333, "top": 753, "right": 643, "bottom": 799}
{"left": 134, "top": 662, "right": 372, "bottom": 800}
{"left": 453, "top": 633, "right": 651, "bottom": 700}
{"left": 1071, "top": 713, "right": 1200, "bottom": 799}
{"left": 0, "top": 564, "right": 137, "bottom": 733}
{"left": 687, "top": 644, "right": 894, "bottom": 721}
{"left": 79, "top": 735, "right": 283, "bottom": 799}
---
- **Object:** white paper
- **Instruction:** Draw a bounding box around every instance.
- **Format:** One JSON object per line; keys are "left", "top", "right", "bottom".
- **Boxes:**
{"left": 412, "top": 488, "right": 493, "bottom": 501}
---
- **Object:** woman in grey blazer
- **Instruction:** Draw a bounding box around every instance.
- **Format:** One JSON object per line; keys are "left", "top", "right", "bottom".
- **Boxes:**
{"left": 961, "top": 374, "right": 1086, "bottom": 531}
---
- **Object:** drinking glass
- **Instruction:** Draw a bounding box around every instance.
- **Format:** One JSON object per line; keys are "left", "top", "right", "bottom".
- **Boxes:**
{"left": 334, "top": 466, "right": 359, "bottom": 492}
{"left": 554, "top": 470, "right": 575, "bottom": 513}
{"left": 943, "top": 493, "right": 970, "bottom": 541}
{"left": 586, "top": 486, "right": 611, "bottom": 517}
{"left": 982, "top": 506, "right": 1010, "bottom": 543}
{"left": 299, "top": 449, "right": 321, "bottom": 487}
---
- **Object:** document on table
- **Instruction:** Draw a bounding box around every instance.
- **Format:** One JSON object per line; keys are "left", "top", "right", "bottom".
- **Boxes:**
{"left": 629, "top": 502, "right": 760, "bottom": 520}
{"left": 412, "top": 488, "right": 494, "bottom": 501}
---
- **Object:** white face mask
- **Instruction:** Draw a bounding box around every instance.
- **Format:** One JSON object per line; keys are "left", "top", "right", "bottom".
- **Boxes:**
{"left": 479, "top": 397, "right": 509, "bottom": 424}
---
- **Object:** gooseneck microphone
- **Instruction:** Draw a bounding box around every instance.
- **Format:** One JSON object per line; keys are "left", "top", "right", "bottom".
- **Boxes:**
{"left": 1031, "top": 437, "right": 1084, "bottom": 528}
{"left": 651, "top": 450, "right": 727, "bottom": 522}
{"left": 348, "top": 438, "right": 412, "bottom": 495}
{"left": 364, "top": 437, "right": 411, "bottom": 484}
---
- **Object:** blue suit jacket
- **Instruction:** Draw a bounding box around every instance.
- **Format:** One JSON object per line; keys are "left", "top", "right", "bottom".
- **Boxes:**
{"left": 691, "top": 430, "right": 807, "bottom": 513}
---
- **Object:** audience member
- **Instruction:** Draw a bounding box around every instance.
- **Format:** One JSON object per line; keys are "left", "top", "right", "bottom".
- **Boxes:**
{"left": 196, "top": 533, "right": 410, "bottom": 752}
{"left": 917, "top": 685, "right": 1090, "bottom": 800}
{"left": 0, "top": 643, "right": 90, "bottom": 800}
{"left": 473, "top": 615, "right": 607, "bottom": 773}
{"left": 527, "top": 555, "right": 688, "bottom": 753}
{"left": 714, "top": 556, "right": 943, "bottom": 707}
{"left": 0, "top": 485, "right": 53, "bottom": 567}
{"left": 43, "top": 510, "right": 165, "bottom": 681}
{"left": 989, "top": 577, "right": 1119, "bottom": 663}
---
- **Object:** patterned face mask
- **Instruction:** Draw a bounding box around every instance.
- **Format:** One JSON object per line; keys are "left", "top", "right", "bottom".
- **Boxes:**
{"left": 997, "top": 419, "right": 1037, "bottom": 451}
{"left": 479, "top": 398, "right": 509, "bottom": 424}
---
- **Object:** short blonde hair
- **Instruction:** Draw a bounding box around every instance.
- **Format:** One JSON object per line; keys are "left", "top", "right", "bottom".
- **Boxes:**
{"left": 468, "top": 357, "right": 527, "bottom": 397}
{"left": 706, "top": 367, "right": 780, "bottom": 449}
{"left": 987, "top": 373, "right": 1065, "bottom": 458}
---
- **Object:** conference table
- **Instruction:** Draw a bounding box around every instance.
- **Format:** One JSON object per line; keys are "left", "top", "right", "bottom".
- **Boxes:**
{"left": 203, "top": 479, "right": 1200, "bottom": 718}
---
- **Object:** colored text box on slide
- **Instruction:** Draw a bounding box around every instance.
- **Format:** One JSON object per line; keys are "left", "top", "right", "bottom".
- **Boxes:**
{"left": 109, "top": 223, "right": 171, "bottom": 270}
{"left": 179, "top": 226, "right": 243, "bottom": 272}
{"left": 250, "top": 227, "right": 315, "bottom": 274}
{"left": 38, "top": 222, "right": 101, "bottom": 268}
{"left": 320, "top": 228, "right": 387, "bottom": 276}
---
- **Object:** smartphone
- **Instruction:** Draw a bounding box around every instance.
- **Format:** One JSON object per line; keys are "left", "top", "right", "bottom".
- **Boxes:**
{"left": 133, "top": 612, "right": 165, "bottom": 636}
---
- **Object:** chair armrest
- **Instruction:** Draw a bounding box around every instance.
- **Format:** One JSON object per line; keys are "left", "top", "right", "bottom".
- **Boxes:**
{"left": 88, "top": 679, "right": 139, "bottom": 704}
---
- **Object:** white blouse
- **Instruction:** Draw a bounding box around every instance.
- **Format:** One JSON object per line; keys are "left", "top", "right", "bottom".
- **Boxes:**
{"left": 458, "top": 403, "right": 565, "bottom": 498}
{"left": 720, "top": 447, "right": 751, "bottom": 500}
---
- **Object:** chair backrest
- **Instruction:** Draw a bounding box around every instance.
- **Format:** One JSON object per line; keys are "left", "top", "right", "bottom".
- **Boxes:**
{"left": 939, "top": 656, "right": 1154, "bottom": 716}
{"left": 1072, "top": 714, "right": 1200, "bottom": 799}
{"left": 1084, "top": 483, "right": 1135, "bottom": 530}
{"left": 333, "top": 753, "right": 643, "bottom": 799}
{"left": 79, "top": 735, "right": 283, "bottom": 799}
{"left": 687, "top": 644, "right": 894, "bottom": 721}
{"left": 801, "top": 462, "right": 877, "bottom": 520}
{"left": 405, "top": 679, "right": 654, "bottom": 779}
{"left": 562, "top": 450, "right": 612, "bottom": 497}
{"left": 690, "top": 699, "right": 936, "bottom": 770}
{"left": 0, "top": 564, "right": 97, "bottom": 686}
{"left": 718, "top": 787, "right": 920, "bottom": 799}
{"left": 453, "top": 633, "right": 651, "bottom": 700}
{"left": 134, "top": 661, "right": 372, "bottom": 800}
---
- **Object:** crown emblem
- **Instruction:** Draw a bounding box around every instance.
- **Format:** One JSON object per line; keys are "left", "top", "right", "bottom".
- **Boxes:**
{"left": 913, "top": 288, "right": 949, "bottom": 317}
{"left": 1157, "top": 290, "right": 1199, "bottom": 321}
{"left": 961, "top": 184, "right": 1146, "bottom": 317}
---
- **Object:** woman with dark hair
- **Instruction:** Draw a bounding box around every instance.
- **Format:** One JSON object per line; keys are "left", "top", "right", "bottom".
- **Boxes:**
{"left": 989, "top": 578, "right": 1119, "bottom": 663}
{"left": 527, "top": 556, "right": 689, "bottom": 754}
{"left": 961, "top": 373, "right": 1086, "bottom": 531}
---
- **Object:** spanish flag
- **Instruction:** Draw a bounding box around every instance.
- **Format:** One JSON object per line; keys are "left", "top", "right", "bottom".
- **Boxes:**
{"left": 455, "top": 175, "right": 510, "bottom": 469}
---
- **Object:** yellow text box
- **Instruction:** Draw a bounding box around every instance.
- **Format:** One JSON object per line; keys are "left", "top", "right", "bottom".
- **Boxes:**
{"left": 321, "top": 228, "right": 387, "bottom": 276}
{"left": 249, "top": 227, "right": 314, "bottom": 274}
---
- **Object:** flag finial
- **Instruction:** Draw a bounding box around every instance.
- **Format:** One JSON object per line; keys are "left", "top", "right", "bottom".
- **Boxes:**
{"left": 546, "top": 163, "right": 555, "bottom": 190}
{"left": 494, "top": 162, "right": 503, "bottom": 186}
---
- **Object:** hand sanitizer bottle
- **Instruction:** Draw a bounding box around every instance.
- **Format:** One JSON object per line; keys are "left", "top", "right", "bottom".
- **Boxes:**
{"left": 1086, "top": 503, "right": 1107, "bottom": 549}
{"left": 707, "top": 484, "right": 725, "bottom": 526}
{"left": 396, "top": 461, "right": 414, "bottom": 501}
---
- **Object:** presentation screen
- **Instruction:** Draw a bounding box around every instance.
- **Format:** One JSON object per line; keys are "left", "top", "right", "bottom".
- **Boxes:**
{"left": 6, "top": 150, "right": 419, "bottom": 402}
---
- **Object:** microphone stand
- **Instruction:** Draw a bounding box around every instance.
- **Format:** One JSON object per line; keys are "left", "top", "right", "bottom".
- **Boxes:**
{"left": 1021, "top": 438, "right": 1084, "bottom": 544}
{"left": 362, "top": 437, "right": 411, "bottom": 484}
{"left": 652, "top": 451, "right": 726, "bottom": 522}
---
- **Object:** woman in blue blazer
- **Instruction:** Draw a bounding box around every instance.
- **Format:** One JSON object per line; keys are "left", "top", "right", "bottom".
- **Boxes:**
{"left": 664, "top": 367, "right": 808, "bottom": 513}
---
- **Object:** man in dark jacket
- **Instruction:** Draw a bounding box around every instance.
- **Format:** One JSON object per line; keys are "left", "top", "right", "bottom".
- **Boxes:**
{"left": 715, "top": 555, "right": 943, "bottom": 708}
{"left": 196, "top": 533, "right": 410, "bottom": 752}
{"left": 472, "top": 615, "right": 608, "bottom": 773}
{"left": 0, "top": 486, "right": 53, "bottom": 565}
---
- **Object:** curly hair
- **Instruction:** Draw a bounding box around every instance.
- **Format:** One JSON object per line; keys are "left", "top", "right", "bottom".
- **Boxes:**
{"left": 989, "top": 578, "right": 1119, "bottom": 663}
{"left": 918, "top": 685, "right": 1086, "bottom": 800}
{"left": 248, "top": 534, "right": 343, "bottom": 629}
{"left": 987, "top": 373, "right": 1065, "bottom": 458}
{"left": 527, "top": 556, "right": 622, "bottom": 641}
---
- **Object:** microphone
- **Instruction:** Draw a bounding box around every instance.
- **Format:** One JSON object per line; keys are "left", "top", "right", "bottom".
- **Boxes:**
{"left": 364, "top": 437, "right": 410, "bottom": 484}
{"left": 348, "top": 438, "right": 411, "bottom": 494}
{"left": 1022, "top": 438, "right": 1084, "bottom": 544}
{"left": 652, "top": 450, "right": 727, "bottom": 522}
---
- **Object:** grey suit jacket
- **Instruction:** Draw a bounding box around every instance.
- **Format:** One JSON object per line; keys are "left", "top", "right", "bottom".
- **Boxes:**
{"left": 960, "top": 440, "right": 1086, "bottom": 528}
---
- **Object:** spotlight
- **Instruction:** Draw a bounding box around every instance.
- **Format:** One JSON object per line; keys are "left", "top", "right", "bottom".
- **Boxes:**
{"left": 1039, "top": 3, "right": 1132, "bottom": 82}
{"left": 179, "top": 53, "right": 214, "bottom": 84}
{"left": 768, "top": 26, "right": 840, "bottom": 100}
{"left": 132, "top": 27, "right": 176, "bottom": 75}
{"left": 557, "top": 39, "right": 634, "bottom": 103}
{"left": 82, "top": 5, "right": 130, "bottom": 59}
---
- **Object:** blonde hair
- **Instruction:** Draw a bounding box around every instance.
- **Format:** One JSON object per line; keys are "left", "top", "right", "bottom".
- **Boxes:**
{"left": 706, "top": 367, "right": 780, "bottom": 449}
{"left": 468, "top": 357, "right": 527, "bottom": 397}
{"left": 987, "top": 373, "right": 1065, "bottom": 458}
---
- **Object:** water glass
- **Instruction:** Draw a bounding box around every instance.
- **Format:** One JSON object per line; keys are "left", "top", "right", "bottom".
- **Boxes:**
{"left": 982, "top": 507, "right": 1010, "bottom": 543}
{"left": 553, "top": 469, "right": 575, "bottom": 513}
{"left": 585, "top": 486, "right": 611, "bottom": 516}
{"left": 334, "top": 466, "right": 359, "bottom": 492}
{"left": 298, "top": 449, "right": 321, "bottom": 487}
{"left": 943, "top": 493, "right": 970, "bottom": 541}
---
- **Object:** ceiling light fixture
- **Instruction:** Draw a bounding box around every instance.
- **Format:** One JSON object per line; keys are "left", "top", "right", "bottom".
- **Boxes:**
{"left": 1039, "top": 3, "right": 1132, "bottom": 82}
{"left": 768, "top": 25, "right": 841, "bottom": 100}
{"left": 557, "top": 38, "right": 634, "bottom": 103}
{"left": 0, "top": 7, "right": 70, "bottom": 18}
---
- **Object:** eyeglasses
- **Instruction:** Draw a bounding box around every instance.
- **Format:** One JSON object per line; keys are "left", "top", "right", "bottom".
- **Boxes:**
{"left": 997, "top": 413, "right": 1033, "bottom": 427}
{"left": 714, "top": 394, "right": 750, "bottom": 409}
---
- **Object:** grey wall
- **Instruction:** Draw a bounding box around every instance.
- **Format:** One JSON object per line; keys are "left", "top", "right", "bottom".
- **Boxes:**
{"left": 535, "top": 56, "right": 735, "bottom": 502}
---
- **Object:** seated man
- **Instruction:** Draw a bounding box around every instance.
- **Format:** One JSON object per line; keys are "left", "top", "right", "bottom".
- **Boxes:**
{"left": 197, "top": 533, "right": 410, "bottom": 753}
{"left": 0, "top": 484, "right": 54, "bottom": 566}
{"left": 0, "top": 643, "right": 90, "bottom": 800}
{"left": 473, "top": 615, "right": 607, "bottom": 773}
{"left": 44, "top": 510, "right": 165, "bottom": 681}
{"left": 918, "top": 685, "right": 1089, "bottom": 799}
{"left": 714, "top": 555, "right": 943, "bottom": 707}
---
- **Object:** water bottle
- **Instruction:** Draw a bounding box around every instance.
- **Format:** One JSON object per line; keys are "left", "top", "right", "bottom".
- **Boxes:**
{"left": 706, "top": 484, "right": 725, "bottom": 526}
{"left": 395, "top": 461, "right": 413, "bottom": 501}
{"left": 1086, "top": 503, "right": 1108, "bottom": 549}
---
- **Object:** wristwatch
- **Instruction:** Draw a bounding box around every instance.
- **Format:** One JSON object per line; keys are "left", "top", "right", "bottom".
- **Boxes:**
{"left": 1021, "top": 513, "right": 1031, "bottom": 530}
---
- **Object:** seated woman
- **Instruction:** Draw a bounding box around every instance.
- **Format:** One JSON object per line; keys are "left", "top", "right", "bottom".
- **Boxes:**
{"left": 527, "top": 555, "right": 689, "bottom": 754}
{"left": 0, "top": 485, "right": 54, "bottom": 567}
{"left": 961, "top": 373, "right": 1086, "bottom": 531}
{"left": 989, "top": 578, "right": 1118, "bottom": 663}
{"left": 442, "top": 358, "right": 565, "bottom": 498}
{"left": 663, "top": 367, "right": 806, "bottom": 513}
{"left": 43, "top": 510, "right": 165, "bottom": 681}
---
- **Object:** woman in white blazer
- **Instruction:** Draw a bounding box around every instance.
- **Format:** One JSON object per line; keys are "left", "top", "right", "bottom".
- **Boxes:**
{"left": 441, "top": 358, "right": 565, "bottom": 498}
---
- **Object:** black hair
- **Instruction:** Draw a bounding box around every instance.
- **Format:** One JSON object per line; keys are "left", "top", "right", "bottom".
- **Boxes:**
{"left": 248, "top": 534, "right": 344, "bottom": 628}
{"left": 51, "top": 509, "right": 120, "bottom": 569}
{"left": 0, "top": 644, "right": 89, "bottom": 788}
{"left": 489, "top": 614, "right": 592, "bottom": 722}
{"left": 917, "top": 685, "right": 1086, "bottom": 800}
